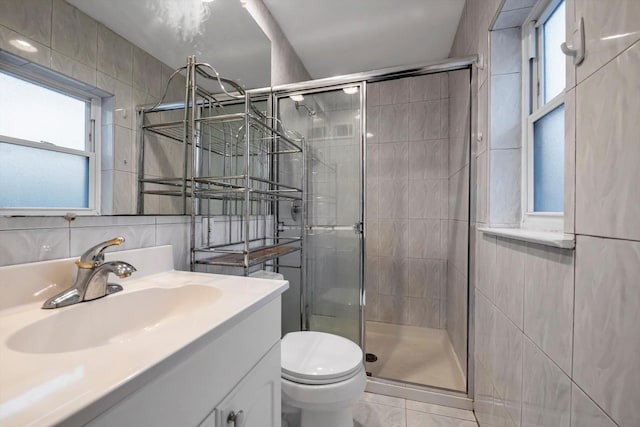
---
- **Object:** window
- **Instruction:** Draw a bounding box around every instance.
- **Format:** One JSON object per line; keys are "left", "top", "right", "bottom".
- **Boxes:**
{"left": 0, "top": 68, "right": 101, "bottom": 215}
{"left": 522, "top": 0, "right": 566, "bottom": 230}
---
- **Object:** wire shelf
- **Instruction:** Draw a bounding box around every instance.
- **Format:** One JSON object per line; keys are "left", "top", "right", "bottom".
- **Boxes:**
{"left": 138, "top": 56, "right": 305, "bottom": 277}
{"left": 143, "top": 113, "right": 303, "bottom": 157}
{"left": 194, "top": 238, "right": 302, "bottom": 268}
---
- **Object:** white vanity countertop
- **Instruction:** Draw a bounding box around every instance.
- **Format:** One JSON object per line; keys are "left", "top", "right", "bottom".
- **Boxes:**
{"left": 0, "top": 263, "right": 288, "bottom": 427}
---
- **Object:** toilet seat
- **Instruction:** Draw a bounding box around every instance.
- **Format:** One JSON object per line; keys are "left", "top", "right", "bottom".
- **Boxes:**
{"left": 281, "top": 331, "right": 363, "bottom": 385}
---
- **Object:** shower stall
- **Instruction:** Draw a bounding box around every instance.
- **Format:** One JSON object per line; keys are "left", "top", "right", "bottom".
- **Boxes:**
{"left": 271, "top": 58, "right": 473, "bottom": 398}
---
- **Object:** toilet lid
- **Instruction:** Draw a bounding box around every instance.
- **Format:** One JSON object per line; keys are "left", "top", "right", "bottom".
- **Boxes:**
{"left": 281, "top": 331, "right": 363, "bottom": 385}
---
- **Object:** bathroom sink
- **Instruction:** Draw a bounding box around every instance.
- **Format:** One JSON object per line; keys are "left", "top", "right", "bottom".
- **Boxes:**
{"left": 7, "top": 285, "right": 220, "bottom": 354}
{"left": 0, "top": 247, "right": 289, "bottom": 427}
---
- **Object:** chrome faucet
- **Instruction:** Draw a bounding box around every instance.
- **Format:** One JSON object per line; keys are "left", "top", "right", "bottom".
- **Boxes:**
{"left": 42, "top": 237, "right": 137, "bottom": 309}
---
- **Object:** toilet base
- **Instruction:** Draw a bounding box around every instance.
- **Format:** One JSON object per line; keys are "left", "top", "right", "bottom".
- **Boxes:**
{"left": 282, "top": 407, "right": 354, "bottom": 427}
{"left": 281, "top": 367, "right": 365, "bottom": 427}
{"left": 301, "top": 408, "right": 354, "bottom": 427}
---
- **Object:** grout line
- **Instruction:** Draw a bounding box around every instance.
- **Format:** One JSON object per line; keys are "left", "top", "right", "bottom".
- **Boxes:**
{"left": 576, "top": 38, "right": 640, "bottom": 87}
{"left": 571, "top": 381, "right": 621, "bottom": 427}
{"left": 49, "top": 0, "right": 53, "bottom": 48}
{"left": 482, "top": 274, "right": 573, "bottom": 380}
{"left": 574, "top": 233, "right": 640, "bottom": 244}
{"left": 493, "top": 385, "right": 520, "bottom": 427}
{"left": 67, "top": 221, "right": 72, "bottom": 258}
{"left": 569, "top": 378, "right": 573, "bottom": 427}
{"left": 570, "top": 235, "right": 577, "bottom": 376}
{"left": 519, "top": 311, "right": 525, "bottom": 427}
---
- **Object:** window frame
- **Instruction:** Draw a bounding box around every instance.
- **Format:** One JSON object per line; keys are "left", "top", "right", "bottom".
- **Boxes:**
{"left": 0, "top": 66, "right": 101, "bottom": 216}
{"left": 521, "top": 0, "right": 566, "bottom": 231}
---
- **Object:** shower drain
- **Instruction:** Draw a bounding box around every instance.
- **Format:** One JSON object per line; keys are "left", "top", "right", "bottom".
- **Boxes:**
{"left": 365, "top": 353, "right": 378, "bottom": 363}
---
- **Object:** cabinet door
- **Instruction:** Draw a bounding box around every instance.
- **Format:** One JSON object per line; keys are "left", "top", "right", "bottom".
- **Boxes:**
{"left": 199, "top": 343, "right": 281, "bottom": 427}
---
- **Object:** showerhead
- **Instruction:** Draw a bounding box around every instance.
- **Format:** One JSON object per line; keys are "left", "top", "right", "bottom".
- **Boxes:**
{"left": 295, "top": 101, "right": 316, "bottom": 116}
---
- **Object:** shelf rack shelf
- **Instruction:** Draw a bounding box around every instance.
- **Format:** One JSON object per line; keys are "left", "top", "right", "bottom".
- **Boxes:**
{"left": 138, "top": 55, "right": 305, "bottom": 275}
{"left": 194, "top": 237, "right": 302, "bottom": 268}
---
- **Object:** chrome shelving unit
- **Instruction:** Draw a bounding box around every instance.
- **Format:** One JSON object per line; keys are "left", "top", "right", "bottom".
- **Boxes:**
{"left": 138, "top": 55, "right": 305, "bottom": 276}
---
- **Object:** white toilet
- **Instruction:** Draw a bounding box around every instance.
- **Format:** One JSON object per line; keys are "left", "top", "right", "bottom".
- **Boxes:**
{"left": 281, "top": 331, "right": 366, "bottom": 427}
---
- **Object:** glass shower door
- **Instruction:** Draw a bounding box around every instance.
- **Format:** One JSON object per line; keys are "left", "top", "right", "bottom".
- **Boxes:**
{"left": 276, "top": 84, "right": 364, "bottom": 346}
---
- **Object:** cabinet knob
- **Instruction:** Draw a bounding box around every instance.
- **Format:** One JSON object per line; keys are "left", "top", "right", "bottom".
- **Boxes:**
{"left": 227, "top": 410, "right": 245, "bottom": 427}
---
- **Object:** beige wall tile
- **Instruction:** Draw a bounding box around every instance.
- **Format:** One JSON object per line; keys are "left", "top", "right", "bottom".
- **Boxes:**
{"left": 574, "top": 235, "right": 640, "bottom": 427}
{"left": 575, "top": 0, "right": 640, "bottom": 84}
{"left": 0, "top": 0, "right": 51, "bottom": 46}
{"left": 51, "top": 0, "right": 97, "bottom": 68}
{"left": 97, "top": 24, "right": 133, "bottom": 85}
{"left": 522, "top": 339, "right": 571, "bottom": 427}
{"left": 575, "top": 41, "right": 640, "bottom": 240}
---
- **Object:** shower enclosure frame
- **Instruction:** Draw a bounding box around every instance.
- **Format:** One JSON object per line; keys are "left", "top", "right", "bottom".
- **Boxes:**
{"left": 271, "top": 81, "right": 367, "bottom": 347}
{"left": 262, "top": 55, "right": 478, "bottom": 406}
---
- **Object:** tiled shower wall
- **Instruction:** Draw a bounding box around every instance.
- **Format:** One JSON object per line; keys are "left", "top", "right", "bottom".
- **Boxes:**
{"left": 366, "top": 75, "right": 450, "bottom": 329}
{"left": 451, "top": 0, "right": 640, "bottom": 426}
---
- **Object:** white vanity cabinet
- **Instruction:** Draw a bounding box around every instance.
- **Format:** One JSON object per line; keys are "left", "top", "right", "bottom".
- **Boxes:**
{"left": 82, "top": 299, "right": 282, "bottom": 427}
{"left": 200, "top": 343, "right": 280, "bottom": 427}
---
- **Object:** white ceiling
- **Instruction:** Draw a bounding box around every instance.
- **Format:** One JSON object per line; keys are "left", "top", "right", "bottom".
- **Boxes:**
{"left": 67, "top": 0, "right": 465, "bottom": 88}
{"left": 68, "top": 0, "right": 271, "bottom": 89}
{"left": 263, "top": 0, "right": 466, "bottom": 79}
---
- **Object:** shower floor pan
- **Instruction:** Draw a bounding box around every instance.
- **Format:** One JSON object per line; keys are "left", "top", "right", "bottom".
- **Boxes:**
{"left": 365, "top": 321, "right": 466, "bottom": 391}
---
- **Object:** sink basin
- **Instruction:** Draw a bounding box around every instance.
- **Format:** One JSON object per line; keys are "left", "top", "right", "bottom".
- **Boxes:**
{"left": 7, "top": 285, "right": 220, "bottom": 354}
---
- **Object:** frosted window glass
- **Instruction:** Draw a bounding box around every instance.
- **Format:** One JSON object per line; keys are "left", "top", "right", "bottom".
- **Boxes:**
{"left": 543, "top": 1, "right": 566, "bottom": 103}
{"left": 0, "top": 71, "right": 87, "bottom": 150}
{"left": 533, "top": 104, "right": 564, "bottom": 212}
{"left": 0, "top": 142, "right": 89, "bottom": 208}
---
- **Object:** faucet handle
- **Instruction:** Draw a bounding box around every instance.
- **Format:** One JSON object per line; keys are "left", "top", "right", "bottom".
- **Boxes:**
{"left": 77, "top": 236, "right": 125, "bottom": 268}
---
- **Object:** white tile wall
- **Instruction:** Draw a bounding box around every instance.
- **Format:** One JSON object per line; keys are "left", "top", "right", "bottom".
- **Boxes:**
{"left": 366, "top": 74, "right": 455, "bottom": 332}
{"left": 0, "top": 0, "right": 51, "bottom": 47}
{"left": 490, "top": 28, "right": 521, "bottom": 75}
{"left": 489, "top": 149, "right": 521, "bottom": 226}
{"left": 523, "top": 244, "right": 574, "bottom": 375}
{"left": 453, "top": 1, "right": 640, "bottom": 427}
{"left": 0, "top": 216, "right": 190, "bottom": 270}
{"left": 575, "top": 40, "right": 640, "bottom": 241}
{"left": 51, "top": 0, "right": 97, "bottom": 68}
{"left": 0, "top": 0, "right": 195, "bottom": 268}
{"left": 0, "top": 21, "right": 51, "bottom": 67}
{"left": 489, "top": 74, "right": 521, "bottom": 150}
{"left": 521, "top": 338, "right": 571, "bottom": 427}
{"left": 573, "top": 235, "right": 640, "bottom": 427}
{"left": 570, "top": 384, "right": 617, "bottom": 427}
{"left": 495, "top": 239, "right": 525, "bottom": 329}
{"left": 494, "top": 308, "right": 523, "bottom": 426}
{"left": 0, "top": 0, "right": 190, "bottom": 215}
{"left": 574, "top": 0, "right": 640, "bottom": 84}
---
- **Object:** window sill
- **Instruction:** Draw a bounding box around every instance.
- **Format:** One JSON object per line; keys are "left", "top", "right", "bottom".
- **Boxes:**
{"left": 478, "top": 227, "right": 575, "bottom": 249}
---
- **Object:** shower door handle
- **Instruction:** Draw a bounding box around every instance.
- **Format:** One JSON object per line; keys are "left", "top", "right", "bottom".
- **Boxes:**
{"left": 353, "top": 222, "right": 364, "bottom": 234}
{"left": 226, "top": 410, "right": 245, "bottom": 426}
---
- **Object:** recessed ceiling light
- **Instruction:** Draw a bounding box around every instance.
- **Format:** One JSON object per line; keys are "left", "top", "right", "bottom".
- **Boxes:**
{"left": 9, "top": 39, "right": 37, "bottom": 53}
{"left": 342, "top": 87, "right": 358, "bottom": 95}
{"left": 202, "top": 0, "right": 215, "bottom": 3}
{"left": 290, "top": 94, "right": 304, "bottom": 102}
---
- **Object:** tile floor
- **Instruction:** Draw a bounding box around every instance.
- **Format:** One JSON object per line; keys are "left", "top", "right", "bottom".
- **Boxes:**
{"left": 354, "top": 392, "right": 478, "bottom": 427}
{"left": 365, "top": 321, "right": 466, "bottom": 391}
